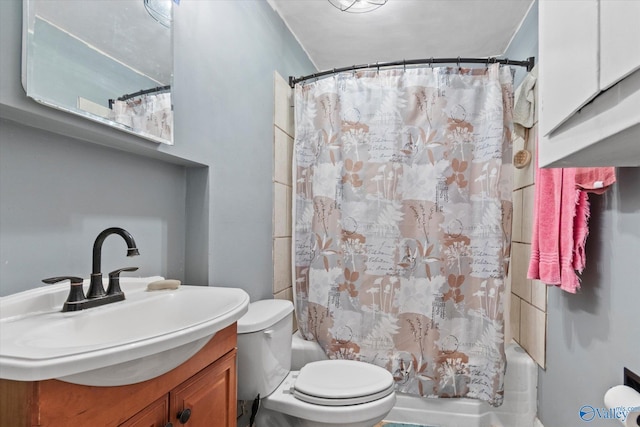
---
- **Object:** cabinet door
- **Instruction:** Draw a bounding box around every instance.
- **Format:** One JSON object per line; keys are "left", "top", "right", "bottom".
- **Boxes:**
{"left": 600, "top": 0, "right": 640, "bottom": 90}
{"left": 170, "top": 350, "right": 237, "bottom": 427}
{"left": 119, "top": 395, "right": 169, "bottom": 427}
{"left": 539, "top": 0, "right": 599, "bottom": 136}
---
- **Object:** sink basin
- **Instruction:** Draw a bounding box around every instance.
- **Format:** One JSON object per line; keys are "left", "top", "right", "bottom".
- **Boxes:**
{"left": 0, "top": 277, "right": 249, "bottom": 386}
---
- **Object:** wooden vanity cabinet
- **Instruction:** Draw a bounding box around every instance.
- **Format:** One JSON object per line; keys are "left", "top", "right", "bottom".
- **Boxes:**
{"left": 166, "top": 351, "right": 235, "bottom": 427}
{"left": 119, "top": 396, "right": 169, "bottom": 427}
{"left": 0, "top": 323, "right": 237, "bottom": 427}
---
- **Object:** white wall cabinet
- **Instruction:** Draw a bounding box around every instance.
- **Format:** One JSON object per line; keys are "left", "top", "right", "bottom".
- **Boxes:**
{"left": 538, "top": 0, "right": 640, "bottom": 167}
{"left": 600, "top": 1, "right": 640, "bottom": 91}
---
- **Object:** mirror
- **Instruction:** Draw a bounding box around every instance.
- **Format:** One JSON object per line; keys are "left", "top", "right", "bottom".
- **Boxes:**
{"left": 22, "top": 0, "right": 174, "bottom": 145}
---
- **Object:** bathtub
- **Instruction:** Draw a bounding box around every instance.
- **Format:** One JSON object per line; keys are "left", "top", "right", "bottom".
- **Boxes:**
{"left": 292, "top": 332, "right": 538, "bottom": 427}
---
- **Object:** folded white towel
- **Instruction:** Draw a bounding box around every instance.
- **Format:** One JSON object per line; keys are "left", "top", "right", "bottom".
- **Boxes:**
{"left": 513, "top": 65, "right": 537, "bottom": 139}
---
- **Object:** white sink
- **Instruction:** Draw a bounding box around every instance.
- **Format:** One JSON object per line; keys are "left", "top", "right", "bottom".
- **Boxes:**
{"left": 0, "top": 277, "right": 249, "bottom": 386}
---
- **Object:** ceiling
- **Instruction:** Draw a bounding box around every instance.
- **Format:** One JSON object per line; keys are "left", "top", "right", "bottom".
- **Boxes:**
{"left": 267, "top": 0, "right": 534, "bottom": 72}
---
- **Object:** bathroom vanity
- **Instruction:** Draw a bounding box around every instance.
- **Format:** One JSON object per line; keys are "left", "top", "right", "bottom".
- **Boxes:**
{"left": 0, "top": 323, "right": 237, "bottom": 427}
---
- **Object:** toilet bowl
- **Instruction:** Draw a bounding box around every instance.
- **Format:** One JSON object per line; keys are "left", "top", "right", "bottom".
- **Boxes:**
{"left": 237, "top": 300, "right": 396, "bottom": 427}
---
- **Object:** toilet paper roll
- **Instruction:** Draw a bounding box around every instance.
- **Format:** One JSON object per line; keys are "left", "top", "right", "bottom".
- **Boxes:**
{"left": 604, "top": 385, "right": 640, "bottom": 427}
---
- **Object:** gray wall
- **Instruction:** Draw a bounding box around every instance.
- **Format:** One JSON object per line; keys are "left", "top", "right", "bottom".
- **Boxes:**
{"left": 502, "top": 0, "right": 538, "bottom": 88}
{"left": 172, "top": 0, "right": 315, "bottom": 300}
{"left": 0, "top": 119, "right": 187, "bottom": 296}
{"left": 505, "top": 3, "right": 640, "bottom": 426}
{"left": 539, "top": 168, "right": 640, "bottom": 427}
{"left": 0, "top": 0, "right": 315, "bottom": 299}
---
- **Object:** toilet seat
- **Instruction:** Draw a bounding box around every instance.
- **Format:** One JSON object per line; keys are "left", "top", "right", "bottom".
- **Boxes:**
{"left": 293, "top": 383, "right": 396, "bottom": 406}
{"left": 261, "top": 368, "right": 397, "bottom": 425}
{"left": 293, "top": 360, "right": 395, "bottom": 406}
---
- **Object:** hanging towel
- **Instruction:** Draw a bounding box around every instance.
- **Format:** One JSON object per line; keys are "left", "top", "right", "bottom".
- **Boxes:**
{"left": 513, "top": 65, "right": 537, "bottom": 139}
{"left": 572, "top": 190, "right": 590, "bottom": 276}
{"left": 572, "top": 167, "right": 616, "bottom": 274}
{"left": 575, "top": 167, "right": 617, "bottom": 194}
{"left": 527, "top": 165, "right": 581, "bottom": 292}
{"left": 528, "top": 151, "right": 617, "bottom": 293}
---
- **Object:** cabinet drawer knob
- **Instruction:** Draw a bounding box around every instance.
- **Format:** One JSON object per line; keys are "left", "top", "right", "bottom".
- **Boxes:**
{"left": 177, "top": 408, "right": 191, "bottom": 424}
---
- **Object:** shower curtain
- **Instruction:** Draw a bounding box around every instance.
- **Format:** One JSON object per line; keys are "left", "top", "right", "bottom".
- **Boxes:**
{"left": 292, "top": 64, "right": 514, "bottom": 406}
{"left": 112, "top": 92, "right": 173, "bottom": 140}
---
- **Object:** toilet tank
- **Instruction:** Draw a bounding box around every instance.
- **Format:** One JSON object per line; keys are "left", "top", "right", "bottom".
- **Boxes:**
{"left": 236, "top": 299, "right": 294, "bottom": 401}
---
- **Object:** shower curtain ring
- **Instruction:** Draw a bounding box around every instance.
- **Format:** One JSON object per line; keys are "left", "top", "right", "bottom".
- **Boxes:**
{"left": 457, "top": 56, "right": 461, "bottom": 70}
{"left": 429, "top": 57, "right": 433, "bottom": 68}
{"left": 376, "top": 61, "right": 380, "bottom": 74}
{"left": 403, "top": 59, "right": 406, "bottom": 71}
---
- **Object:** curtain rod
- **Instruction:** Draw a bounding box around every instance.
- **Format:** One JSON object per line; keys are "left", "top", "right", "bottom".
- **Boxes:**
{"left": 289, "top": 56, "right": 535, "bottom": 88}
{"left": 108, "top": 85, "right": 171, "bottom": 109}
{"left": 117, "top": 85, "right": 171, "bottom": 101}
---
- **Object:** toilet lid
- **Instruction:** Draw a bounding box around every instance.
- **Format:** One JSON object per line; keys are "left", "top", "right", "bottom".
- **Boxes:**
{"left": 293, "top": 360, "right": 395, "bottom": 406}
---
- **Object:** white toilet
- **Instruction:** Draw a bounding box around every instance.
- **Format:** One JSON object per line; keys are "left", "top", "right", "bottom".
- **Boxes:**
{"left": 237, "top": 299, "right": 396, "bottom": 427}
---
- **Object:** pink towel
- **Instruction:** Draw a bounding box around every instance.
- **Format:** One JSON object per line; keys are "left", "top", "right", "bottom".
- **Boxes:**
{"left": 527, "top": 166, "right": 581, "bottom": 292}
{"left": 572, "top": 167, "right": 616, "bottom": 273}
{"left": 575, "top": 167, "right": 617, "bottom": 194}
{"left": 572, "top": 190, "right": 590, "bottom": 275}
{"left": 527, "top": 143, "right": 615, "bottom": 293}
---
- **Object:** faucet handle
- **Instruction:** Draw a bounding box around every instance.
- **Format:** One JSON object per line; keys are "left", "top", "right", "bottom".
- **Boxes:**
{"left": 42, "top": 276, "right": 84, "bottom": 285}
{"left": 42, "top": 276, "right": 86, "bottom": 311}
{"left": 107, "top": 267, "right": 138, "bottom": 296}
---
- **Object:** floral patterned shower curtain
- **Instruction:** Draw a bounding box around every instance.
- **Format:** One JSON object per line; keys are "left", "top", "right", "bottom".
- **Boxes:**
{"left": 112, "top": 92, "right": 173, "bottom": 141}
{"left": 292, "top": 64, "right": 514, "bottom": 406}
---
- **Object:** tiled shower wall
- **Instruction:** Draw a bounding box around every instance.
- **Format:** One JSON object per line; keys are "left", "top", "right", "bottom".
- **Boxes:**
{"left": 271, "top": 72, "right": 546, "bottom": 367}
{"left": 273, "top": 72, "right": 295, "bottom": 306}
{"left": 509, "top": 79, "right": 547, "bottom": 368}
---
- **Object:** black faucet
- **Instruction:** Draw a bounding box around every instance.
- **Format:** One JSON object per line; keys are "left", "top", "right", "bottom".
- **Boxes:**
{"left": 43, "top": 228, "right": 141, "bottom": 312}
{"left": 87, "top": 227, "right": 140, "bottom": 299}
